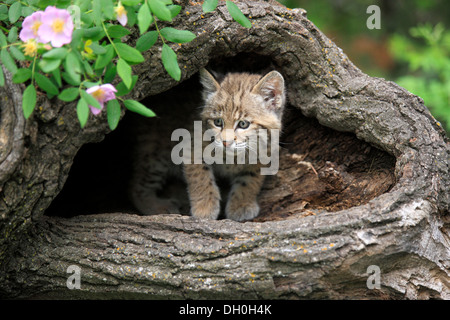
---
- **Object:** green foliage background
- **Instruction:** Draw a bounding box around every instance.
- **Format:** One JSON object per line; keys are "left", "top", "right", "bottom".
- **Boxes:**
{"left": 280, "top": 0, "right": 450, "bottom": 132}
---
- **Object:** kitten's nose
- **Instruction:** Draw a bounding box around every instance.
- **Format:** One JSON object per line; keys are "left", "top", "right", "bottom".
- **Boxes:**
{"left": 222, "top": 140, "right": 233, "bottom": 147}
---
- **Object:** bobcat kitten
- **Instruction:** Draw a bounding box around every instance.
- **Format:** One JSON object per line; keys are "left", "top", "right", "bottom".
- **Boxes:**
{"left": 184, "top": 69, "right": 285, "bottom": 221}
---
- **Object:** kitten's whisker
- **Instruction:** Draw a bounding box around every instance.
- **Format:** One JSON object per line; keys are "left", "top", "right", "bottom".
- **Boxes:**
{"left": 245, "top": 144, "right": 257, "bottom": 153}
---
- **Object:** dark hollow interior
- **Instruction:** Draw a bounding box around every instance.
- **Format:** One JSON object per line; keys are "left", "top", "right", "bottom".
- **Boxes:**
{"left": 45, "top": 54, "right": 396, "bottom": 221}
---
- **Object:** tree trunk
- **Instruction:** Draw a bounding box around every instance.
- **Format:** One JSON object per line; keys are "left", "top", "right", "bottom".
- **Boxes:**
{"left": 0, "top": 0, "right": 449, "bottom": 299}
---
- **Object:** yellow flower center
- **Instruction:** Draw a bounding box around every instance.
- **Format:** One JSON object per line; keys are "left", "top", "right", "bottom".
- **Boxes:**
{"left": 31, "top": 21, "right": 42, "bottom": 36}
{"left": 91, "top": 89, "right": 105, "bottom": 101}
{"left": 115, "top": 5, "right": 127, "bottom": 17}
{"left": 52, "top": 18, "right": 65, "bottom": 33}
{"left": 22, "top": 40, "right": 38, "bottom": 57}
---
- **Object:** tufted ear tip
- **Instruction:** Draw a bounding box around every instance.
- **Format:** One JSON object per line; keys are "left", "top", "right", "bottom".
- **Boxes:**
{"left": 252, "top": 71, "right": 285, "bottom": 110}
{"left": 199, "top": 68, "right": 221, "bottom": 100}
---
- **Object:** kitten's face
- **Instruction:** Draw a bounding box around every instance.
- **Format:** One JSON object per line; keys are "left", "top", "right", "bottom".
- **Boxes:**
{"left": 199, "top": 70, "right": 285, "bottom": 155}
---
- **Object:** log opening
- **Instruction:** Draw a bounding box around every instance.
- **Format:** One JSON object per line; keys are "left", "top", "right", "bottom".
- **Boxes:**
{"left": 45, "top": 54, "right": 396, "bottom": 221}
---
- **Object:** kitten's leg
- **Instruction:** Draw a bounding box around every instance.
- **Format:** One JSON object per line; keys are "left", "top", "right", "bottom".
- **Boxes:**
{"left": 225, "top": 169, "right": 265, "bottom": 221}
{"left": 183, "top": 164, "right": 221, "bottom": 219}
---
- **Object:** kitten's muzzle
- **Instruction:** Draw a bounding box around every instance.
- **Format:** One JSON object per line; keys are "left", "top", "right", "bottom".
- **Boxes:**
{"left": 222, "top": 140, "right": 233, "bottom": 147}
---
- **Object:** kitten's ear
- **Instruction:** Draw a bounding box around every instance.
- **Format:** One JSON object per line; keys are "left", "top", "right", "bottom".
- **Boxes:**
{"left": 252, "top": 71, "right": 285, "bottom": 111}
{"left": 199, "top": 68, "right": 220, "bottom": 100}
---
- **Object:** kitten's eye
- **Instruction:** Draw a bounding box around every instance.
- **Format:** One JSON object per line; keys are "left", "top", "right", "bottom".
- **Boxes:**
{"left": 237, "top": 120, "right": 250, "bottom": 129}
{"left": 213, "top": 118, "right": 223, "bottom": 127}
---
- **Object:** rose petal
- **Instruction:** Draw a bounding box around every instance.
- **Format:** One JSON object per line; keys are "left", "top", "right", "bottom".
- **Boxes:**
{"left": 89, "top": 104, "right": 104, "bottom": 115}
{"left": 86, "top": 86, "right": 100, "bottom": 94}
{"left": 36, "top": 24, "right": 53, "bottom": 43}
{"left": 101, "top": 84, "right": 118, "bottom": 93}
{"left": 19, "top": 11, "right": 43, "bottom": 42}
{"left": 117, "top": 14, "right": 127, "bottom": 26}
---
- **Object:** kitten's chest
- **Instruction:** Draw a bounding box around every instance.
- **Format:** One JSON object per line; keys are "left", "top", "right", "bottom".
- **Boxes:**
{"left": 212, "top": 163, "right": 257, "bottom": 177}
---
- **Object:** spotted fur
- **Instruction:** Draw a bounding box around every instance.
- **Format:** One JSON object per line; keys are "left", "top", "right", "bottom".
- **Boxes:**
{"left": 130, "top": 69, "right": 285, "bottom": 221}
{"left": 184, "top": 69, "right": 285, "bottom": 221}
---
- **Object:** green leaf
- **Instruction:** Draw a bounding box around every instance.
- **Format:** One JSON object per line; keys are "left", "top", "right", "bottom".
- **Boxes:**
{"left": 168, "top": 5, "right": 181, "bottom": 18}
{"left": 101, "top": 0, "right": 114, "bottom": 19}
{"left": 202, "top": 0, "right": 218, "bottom": 12}
{"left": 81, "top": 60, "right": 95, "bottom": 77}
{"left": 64, "top": 52, "right": 81, "bottom": 84}
{"left": 83, "top": 26, "right": 104, "bottom": 39}
{"left": 36, "top": 0, "right": 57, "bottom": 10}
{"left": 149, "top": 0, "right": 172, "bottom": 21}
{"left": 51, "top": 68, "right": 62, "bottom": 87}
{"left": 38, "top": 58, "right": 62, "bottom": 73}
{"left": 107, "top": 25, "right": 131, "bottom": 38}
{"left": 62, "top": 71, "right": 80, "bottom": 86}
{"left": 136, "top": 30, "right": 158, "bottom": 52}
{"left": 8, "top": 2, "right": 22, "bottom": 24}
{"left": 115, "top": 75, "right": 138, "bottom": 96}
{"left": 92, "top": 0, "right": 102, "bottom": 25}
{"left": 7, "top": 26, "right": 18, "bottom": 43}
{"left": 12, "top": 68, "right": 31, "bottom": 84}
{"left": 226, "top": 1, "right": 251, "bottom": 28}
{"left": 138, "top": 3, "right": 153, "bottom": 34}
{"left": 125, "top": 4, "right": 137, "bottom": 26}
{"left": 58, "top": 87, "right": 79, "bottom": 102}
{"left": 80, "top": 89, "right": 101, "bottom": 111}
{"left": 117, "top": 58, "right": 132, "bottom": 88}
{"left": 9, "top": 45, "right": 25, "bottom": 61}
{"left": 107, "top": 99, "right": 121, "bottom": 130}
{"left": 1, "top": 48, "right": 17, "bottom": 74}
{"left": 35, "top": 73, "right": 59, "bottom": 96}
{"left": 123, "top": 99, "right": 156, "bottom": 117}
{"left": 70, "top": 29, "right": 84, "bottom": 48}
{"left": 22, "top": 6, "right": 33, "bottom": 19}
{"left": 22, "top": 85, "right": 36, "bottom": 119}
{"left": 84, "top": 81, "right": 101, "bottom": 89}
{"left": 103, "top": 63, "right": 117, "bottom": 83}
{"left": 0, "top": 66, "right": 4, "bottom": 87}
{"left": 65, "top": 52, "right": 81, "bottom": 73}
{"left": 94, "top": 44, "right": 115, "bottom": 70}
{"left": 42, "top": 47, "right": 68, "bottom": 60}
{"left": 89, "top": 42, "right": 107, "bottom": 55}
{"left": 161, "top": 43, "right": 180, "bottom": 81}
{"left": 160, "top": 27, "right": 195, "bottom": 43}
{"left": 121, "top": 0, "right": 141, "bottom": 5}
{"left": 76, "top": 98, "right": 89, "bottom": 128}
{"left": 0, "top": 31, "right": 7, "bottom": 47}
{"left": 115, "top": 43, "right": 144, "bottom": 64}
{"left": 0, "top": 5, "right": 7, "bottom": 22}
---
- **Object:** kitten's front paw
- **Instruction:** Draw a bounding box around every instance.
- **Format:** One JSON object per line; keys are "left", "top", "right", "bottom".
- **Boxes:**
{"left": 225, "top": 200, "right": 260, "bottom": 222}
{"left": 191, "top": 199, "right": 221, "bottom": 220}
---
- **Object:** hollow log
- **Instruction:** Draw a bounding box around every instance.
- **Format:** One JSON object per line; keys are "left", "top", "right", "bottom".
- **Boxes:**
{"left": 0, "top": 0, "right": 449, "bottom": 299}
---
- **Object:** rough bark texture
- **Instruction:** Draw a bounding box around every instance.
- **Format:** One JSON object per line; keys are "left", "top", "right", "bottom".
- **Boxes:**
{"left": 0, "top": 0, "right": 449, "bottom": 299}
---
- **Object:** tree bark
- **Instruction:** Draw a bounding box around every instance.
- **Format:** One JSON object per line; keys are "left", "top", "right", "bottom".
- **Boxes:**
{"left": 0, "top": 0, "right": 449, "bottom": 299}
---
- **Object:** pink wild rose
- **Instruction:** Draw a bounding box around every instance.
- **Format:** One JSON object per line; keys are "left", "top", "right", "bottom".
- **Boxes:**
{"left": 37, "top": 6, "right": 74, "bottom": 47}
{"left": 86, "top": 84, "right": 117, "bottom": 115}
{"left": 19, "top": 11, "right": 44, "bottom": 42}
